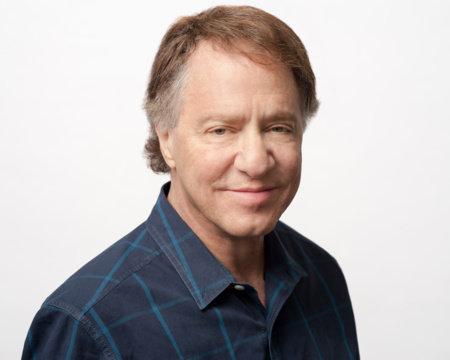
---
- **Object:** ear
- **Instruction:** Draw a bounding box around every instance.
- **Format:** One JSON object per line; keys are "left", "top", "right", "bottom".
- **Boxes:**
{"left": 156, "top": 126, "right": 176, "bottom": 169}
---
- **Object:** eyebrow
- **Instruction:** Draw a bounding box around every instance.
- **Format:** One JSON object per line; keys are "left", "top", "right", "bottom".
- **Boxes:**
{"left": 197, "top": 111, "right": 300, "bottom": 124}
{"left": 264, "top": 111, "right": 299, "bottom": 123}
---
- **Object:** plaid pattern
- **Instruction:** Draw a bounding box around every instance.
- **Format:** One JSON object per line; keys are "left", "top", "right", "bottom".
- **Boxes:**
{"left": 22, "top": 181, "right": 359, "bottom": 359}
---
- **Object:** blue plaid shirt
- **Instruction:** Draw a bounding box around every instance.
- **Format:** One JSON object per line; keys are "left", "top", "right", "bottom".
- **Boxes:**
{"left": 22, "top": 181, "right": 359, "bottom": 359}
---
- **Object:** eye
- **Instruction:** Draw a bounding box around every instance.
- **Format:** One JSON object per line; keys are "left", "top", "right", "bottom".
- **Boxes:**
{"left": 211, "top": 128, "right": 227, "bottom": 135}
{"left": 270, "top": 126, "right": 291, "bottom": 133}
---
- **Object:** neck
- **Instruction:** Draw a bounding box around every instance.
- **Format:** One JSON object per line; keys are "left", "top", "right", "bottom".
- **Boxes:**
{"left": 201, "top": 232, "right": 265, "bottom": 284}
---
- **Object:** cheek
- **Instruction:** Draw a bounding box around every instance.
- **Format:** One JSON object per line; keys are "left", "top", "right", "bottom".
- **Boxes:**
{"left": 275, "top": 146, "right": 302, "bottom": 175}
{"left": 176, "top": 140, "right": 234, "bottom": 182}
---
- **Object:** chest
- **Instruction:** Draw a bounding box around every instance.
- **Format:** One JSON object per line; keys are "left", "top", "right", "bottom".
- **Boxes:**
{"left": 100, "top": 283, "right": 350, "bottom": 359}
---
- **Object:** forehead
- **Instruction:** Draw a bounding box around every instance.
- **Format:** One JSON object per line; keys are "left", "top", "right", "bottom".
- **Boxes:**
{"left": 179, "top": 40, "right": 301, "bottom": 118}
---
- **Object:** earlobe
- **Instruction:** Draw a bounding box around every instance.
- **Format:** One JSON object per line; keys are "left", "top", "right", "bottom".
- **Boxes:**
{"left": 156, "top": 127, "right": 176, "bottom": 169}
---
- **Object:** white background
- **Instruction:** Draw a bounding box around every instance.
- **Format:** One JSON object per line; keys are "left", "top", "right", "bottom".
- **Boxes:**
{"left": 1, "top": 0, "right": 449, "bottom": 358}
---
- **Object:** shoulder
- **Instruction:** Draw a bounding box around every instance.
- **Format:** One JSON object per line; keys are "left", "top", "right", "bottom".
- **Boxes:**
{"left": 42, "top": 221, "right": 160, "bottom": 320}
{"left": 23, "top": 221, "right": 165, "bottom": 358}
{"left": 274, "top": 220, "right": 350, "bottom": 288}
{"left": 274, "top": 220, "right": 338, "bottom": 264}
{"left": 23, "top": 305, "right": 107, "bottom": 359}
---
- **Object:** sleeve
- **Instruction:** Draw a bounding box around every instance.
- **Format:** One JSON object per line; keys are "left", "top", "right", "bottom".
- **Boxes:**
{"left": 330, "top": 256, "right": 361, "bottom": 359}
{"left": 22, "top": 305, "right": 104, "bottom": 359}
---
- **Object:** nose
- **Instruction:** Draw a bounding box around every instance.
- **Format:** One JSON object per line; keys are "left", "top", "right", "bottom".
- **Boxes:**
{"left": 233, "top": 130, "right": 275, "bottom": 178}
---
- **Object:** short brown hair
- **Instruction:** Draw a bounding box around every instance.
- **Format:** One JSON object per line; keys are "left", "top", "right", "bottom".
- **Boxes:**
{"left": 143, "top": 5, "right": 319, "bottom": 173}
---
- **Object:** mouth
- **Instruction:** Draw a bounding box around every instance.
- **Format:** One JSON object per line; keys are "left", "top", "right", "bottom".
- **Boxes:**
{"left": 225, "top": 187, "right": 276, "bottom": 205}
{"left": 230, "top": 186, "right": 275, "bottom": 192}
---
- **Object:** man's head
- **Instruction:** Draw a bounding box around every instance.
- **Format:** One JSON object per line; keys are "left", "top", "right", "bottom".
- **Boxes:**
{"left": 144, "top": 5, "right": 319, "bottom": 173}
{"left": 143, "top": 5, "right": 319, "bottom": 239}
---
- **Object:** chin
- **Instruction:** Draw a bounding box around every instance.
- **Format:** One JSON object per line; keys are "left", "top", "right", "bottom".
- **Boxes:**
{"left": 221, "top": 215, "right": 277, "bottom": 239}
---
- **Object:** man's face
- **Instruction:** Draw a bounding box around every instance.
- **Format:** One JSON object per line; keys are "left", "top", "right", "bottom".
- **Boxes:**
{"left": 158, "top": 41, "right": 303, "bottom": 240}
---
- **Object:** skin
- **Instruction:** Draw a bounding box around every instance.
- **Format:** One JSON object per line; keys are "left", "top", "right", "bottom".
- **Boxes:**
{"left": 157, "top": 40, "right": 303, "bottom": 307}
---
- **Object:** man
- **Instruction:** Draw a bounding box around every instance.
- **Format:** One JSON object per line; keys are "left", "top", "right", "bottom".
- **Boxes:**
{"left": 23, "top": 5, "right": 359, "bottom": 359}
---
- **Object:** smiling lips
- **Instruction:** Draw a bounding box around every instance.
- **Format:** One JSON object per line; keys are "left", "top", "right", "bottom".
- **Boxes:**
{"left": 226, "top": 187, "right": 276, "bottom": 205}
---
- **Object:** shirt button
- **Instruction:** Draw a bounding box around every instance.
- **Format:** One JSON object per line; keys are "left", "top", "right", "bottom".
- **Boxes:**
{"left": 234, "top": 284, "right": 245, "bottom": 291}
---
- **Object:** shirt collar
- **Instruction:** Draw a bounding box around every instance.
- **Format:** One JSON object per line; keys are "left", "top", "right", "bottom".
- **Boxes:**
{"left": 146, "top": 181, "right": 308, "bottom": 310}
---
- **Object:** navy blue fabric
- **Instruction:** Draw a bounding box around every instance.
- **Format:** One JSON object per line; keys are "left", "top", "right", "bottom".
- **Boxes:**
{"left": 22, "top": 181, "right": 359, "bottom": 359}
